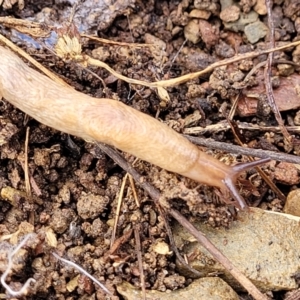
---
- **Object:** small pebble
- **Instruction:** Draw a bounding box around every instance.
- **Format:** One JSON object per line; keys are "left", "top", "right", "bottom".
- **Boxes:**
{"left": 277, "top": 64, "right": 294, "bottom": 77}
{"left": 244, "top": 20, "right": 269, "bottom": 43}
{"left": 184, "top": 19, "right": 200, "bottom": 44}
{"left": 189, "top": 9, "right": 211, "bottom": 20}
{"left": 224, "top": 10, "right": 258, "bottom": 32}
{"left": 254, "top": 0, "right": 267, "bottom": 15}
{"left": 220, "top": 5, "right": 240, "bottom": 22}
{"left": 284, "top": 189, "right": 300, "bottom": 217}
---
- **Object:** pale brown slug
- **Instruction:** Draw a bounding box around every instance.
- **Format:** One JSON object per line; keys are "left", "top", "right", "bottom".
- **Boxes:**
{"left": 0, "top": 46, "right": 269, "bottom": 209}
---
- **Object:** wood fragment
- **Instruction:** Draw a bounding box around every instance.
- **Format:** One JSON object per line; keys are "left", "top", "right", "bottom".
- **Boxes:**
{"left": 134, "top": 225, "right": 146, "bottom": 300}
{"left": 264, "top": 0, "right": 291, "bottom": 143}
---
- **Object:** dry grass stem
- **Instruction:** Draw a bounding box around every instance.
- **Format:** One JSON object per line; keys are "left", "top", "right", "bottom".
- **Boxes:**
{"left": 111, "top": 173, "right": 129, "bottom": 248}
{"left": 129, "top": 174, "right": 140, "bottom": 207}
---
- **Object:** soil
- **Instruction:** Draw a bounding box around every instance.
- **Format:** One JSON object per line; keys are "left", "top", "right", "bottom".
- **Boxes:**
{"left": 0, "top": 0, "right": 299, "bottom": 299}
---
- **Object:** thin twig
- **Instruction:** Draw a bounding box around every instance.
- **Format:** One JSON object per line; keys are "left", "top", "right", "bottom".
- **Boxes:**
{"left": 264, "top": 0, "right": 291, "bottom": 142}
{"left": 24, "top": 127, "right": 34, "bottom": 224}
{"left": 68, "top": 0, "right": 82, "bottom": 24}
{"left": 111, "top": 173, "right": 128, "bottom": 248}
{"left": 78, "top": 65, "right": 107, "bottom": 93}
{"left": 107, "top": 229, "right": 133, "bottom": 257}
{"left": 134, "top": 224, "right": 146, "bottom": 300}
{"left": 185, "top": 136, "right": 300, "bottom": 164}
{"left": 24, "top": 127, "right": 31, "bottom": 199}
{"left": 81, "top": 34, "right": 153, "bottom": 48}
{"left": 166, "top": 38, "right": 187, "bottom": 74}
{"left": 184, "top": 123, "right": 300, "bottom": 135}
{"left": 85, "top": 40, "right": 300, "bottom": 88}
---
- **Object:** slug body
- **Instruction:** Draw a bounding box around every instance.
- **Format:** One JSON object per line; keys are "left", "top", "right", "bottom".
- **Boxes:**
{"left": 0, "top": 46, "right": 268, "bottom": 208}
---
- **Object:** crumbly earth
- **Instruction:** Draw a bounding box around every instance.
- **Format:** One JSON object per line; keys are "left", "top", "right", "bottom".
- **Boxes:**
{"left": 0, "top": 0, "right": 299, "bottom": 299}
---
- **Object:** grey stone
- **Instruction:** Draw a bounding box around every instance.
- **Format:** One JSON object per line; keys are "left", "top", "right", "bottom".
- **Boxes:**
{"left": 174, "top": 208, "right": 300, "bottom": 291}
{"left": 244, "top": 20, "right": 269, "bottom": 43}
{"left": 220, "top": 0, "right": 234, "bottom": 10}
{"left": 224, "top": 10, "right": 258, "bottom": 32}
{"left": 117, "top": 277, "right": 239, "bottom": 300}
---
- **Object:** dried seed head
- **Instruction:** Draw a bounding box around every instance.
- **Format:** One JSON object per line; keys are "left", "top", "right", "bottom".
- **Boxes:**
{"left": 55, "top": 23, "right": 82, "bottom": 61}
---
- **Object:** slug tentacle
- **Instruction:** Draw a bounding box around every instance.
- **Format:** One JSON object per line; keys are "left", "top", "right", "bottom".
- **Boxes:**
{"left": 230, "top": 157, "right": 271, "bottom": 175}
{"left": 223, "top": 157, "right": 271, "bottom": 209}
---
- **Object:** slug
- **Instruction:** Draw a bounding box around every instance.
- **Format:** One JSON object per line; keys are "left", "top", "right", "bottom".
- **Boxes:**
{"left": 0, "top": 46, "right": 269, "bottom": 209}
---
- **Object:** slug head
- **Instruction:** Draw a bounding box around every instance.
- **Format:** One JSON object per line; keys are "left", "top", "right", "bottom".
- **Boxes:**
{"left": 223, "top": 157, "right": 270, "bottom": 210}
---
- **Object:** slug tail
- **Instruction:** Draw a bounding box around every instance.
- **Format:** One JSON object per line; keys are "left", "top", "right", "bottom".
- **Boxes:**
{"left": 224, "top": 157, "right": 271, "bottom": 210}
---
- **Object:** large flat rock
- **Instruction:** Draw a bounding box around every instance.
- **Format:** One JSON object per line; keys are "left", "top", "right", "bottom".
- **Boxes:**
{"left": 117, "top": 277, "right": 239, "bottom": 300}
{"left": 174, "top": 208, "right": 300, "bottom": 291}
